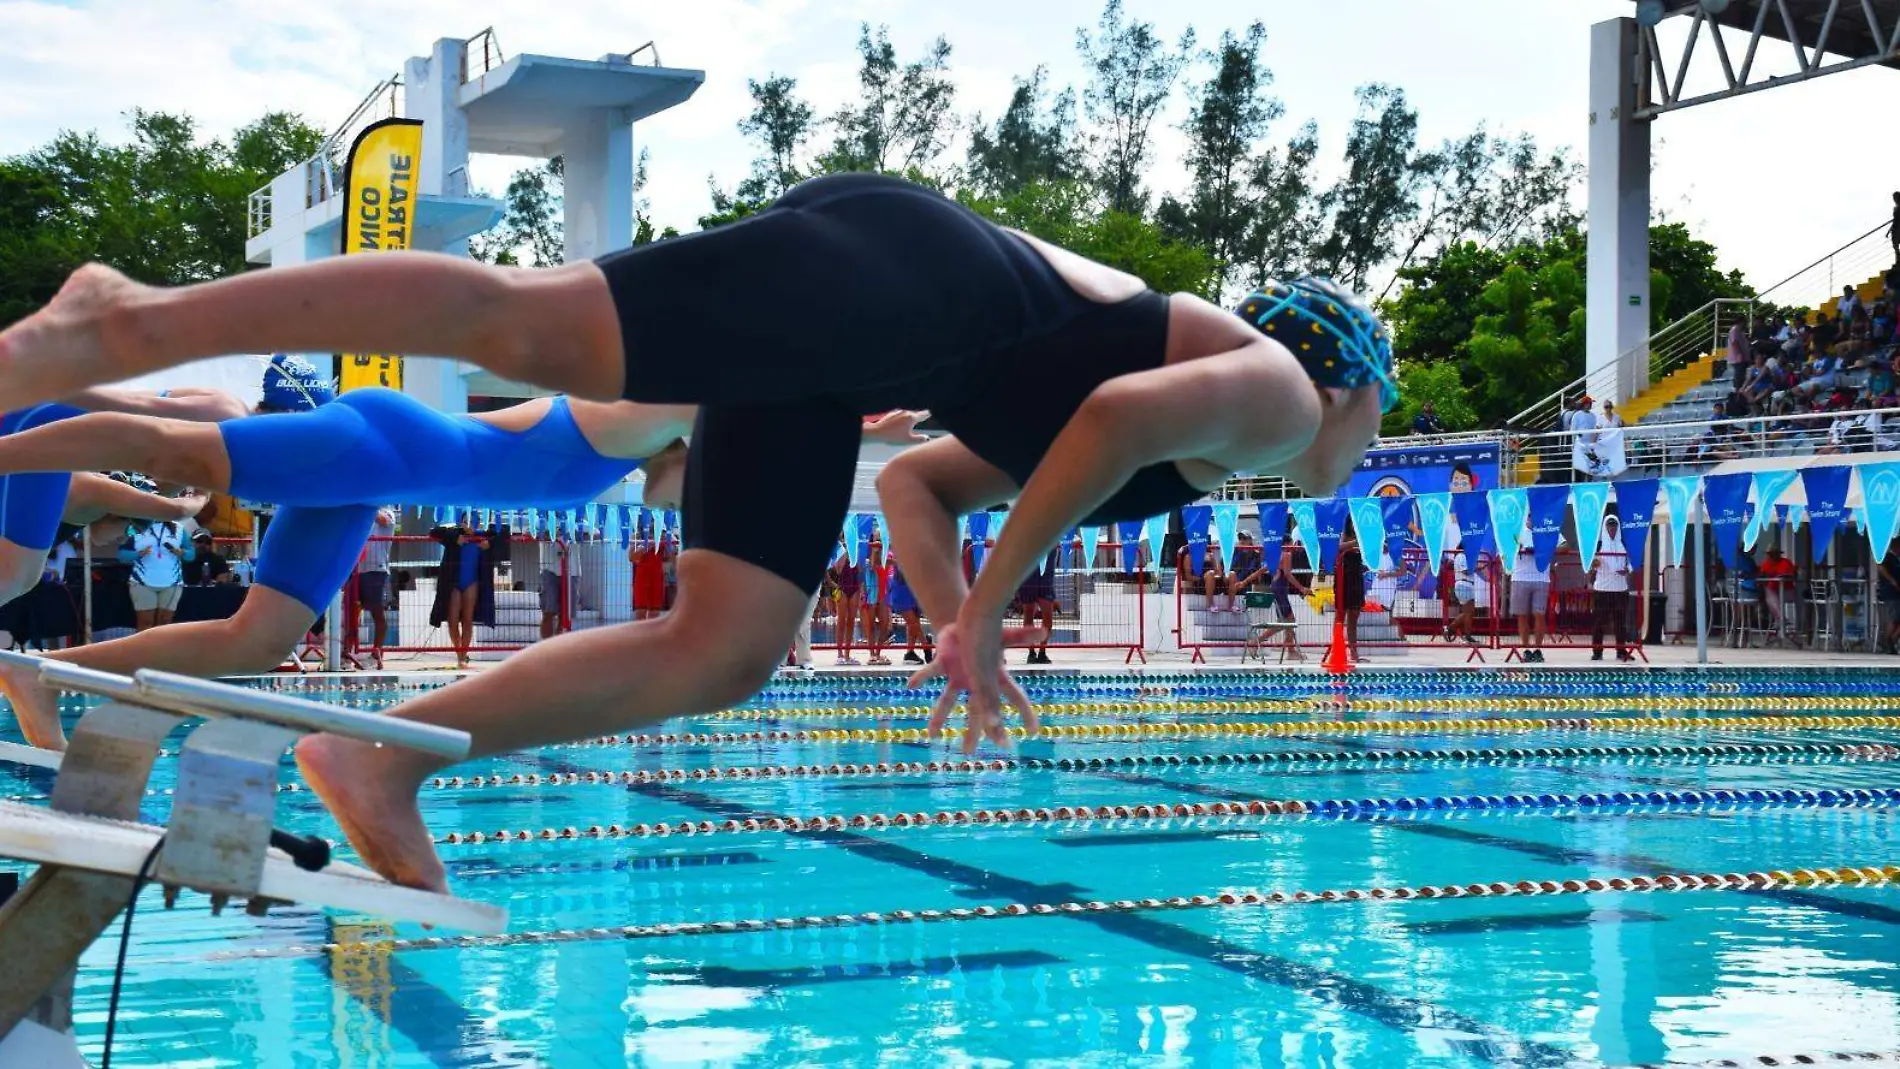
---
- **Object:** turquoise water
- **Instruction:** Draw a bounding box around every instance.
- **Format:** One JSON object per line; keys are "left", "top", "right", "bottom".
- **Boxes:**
{"left": 4, "top": 668, "right": 1900, "bottom": 1067}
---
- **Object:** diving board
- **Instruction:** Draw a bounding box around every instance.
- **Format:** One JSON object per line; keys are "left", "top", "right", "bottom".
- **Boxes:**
{"left": 0, "top": 653, "right": 505, "bottom": 1065}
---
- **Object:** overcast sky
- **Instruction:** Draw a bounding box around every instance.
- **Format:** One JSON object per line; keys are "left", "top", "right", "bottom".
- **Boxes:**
{"left": 3, "top": 0, "right": 1893, "bottom": 297}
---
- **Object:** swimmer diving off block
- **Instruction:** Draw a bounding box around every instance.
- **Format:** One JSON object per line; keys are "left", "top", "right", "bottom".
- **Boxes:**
{"left": 0, "top": 380, "right": 928, "bottom": 750}
{"left": 0, "top": 172, "right": 1393, "bottom": 892}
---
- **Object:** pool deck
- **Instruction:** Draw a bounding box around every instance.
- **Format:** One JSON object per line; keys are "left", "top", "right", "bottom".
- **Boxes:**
{"left": 282, "top": 639, "right": 1900, "bottom": 681}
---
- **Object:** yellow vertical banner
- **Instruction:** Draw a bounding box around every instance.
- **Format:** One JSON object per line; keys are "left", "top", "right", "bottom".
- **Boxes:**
{"left": 340, "top": 118, "right": 423, "bottom": 393}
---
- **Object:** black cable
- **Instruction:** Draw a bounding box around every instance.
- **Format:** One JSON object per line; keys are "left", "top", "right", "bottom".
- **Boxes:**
{"left": 100, "top": 834, "right": 164, "bottom": 1069}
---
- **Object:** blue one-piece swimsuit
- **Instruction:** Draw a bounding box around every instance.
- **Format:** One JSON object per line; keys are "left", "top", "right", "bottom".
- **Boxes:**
{"left": 0, "top": 403, "right": 88, "bottom": 551}
{"left": 221, "top": 389, "right": 639, "bottom": 615}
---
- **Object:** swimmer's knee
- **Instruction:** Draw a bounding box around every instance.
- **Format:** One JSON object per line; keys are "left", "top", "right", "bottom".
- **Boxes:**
{"left": 656, "top": 618, "right": 782, "bottom": 710}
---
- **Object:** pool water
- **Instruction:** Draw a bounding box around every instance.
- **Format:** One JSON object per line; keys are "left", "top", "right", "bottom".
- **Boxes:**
{"left": 5, "top": 668, "right": 1900, "bottom": 1068}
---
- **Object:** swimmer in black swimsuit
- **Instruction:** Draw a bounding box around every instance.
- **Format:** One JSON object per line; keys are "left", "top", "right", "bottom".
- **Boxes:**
{"left": 0, "top": 173, "right": 1392, "bottom": 892}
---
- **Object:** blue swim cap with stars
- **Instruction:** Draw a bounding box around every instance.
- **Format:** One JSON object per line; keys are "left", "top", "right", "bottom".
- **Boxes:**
{"left": 1236, "top": 277, "right": 1398, "bottom": 413}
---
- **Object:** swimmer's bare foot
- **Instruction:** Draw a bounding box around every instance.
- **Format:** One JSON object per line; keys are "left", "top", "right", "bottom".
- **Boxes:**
{"left": 0, "top": 263, "right": 148, "bottom": 411}
{"left": 295, "top": 734, "right": 447, "bottom": 894}
{"left": 0, "top": 657, "right": 65, "bottom": 751}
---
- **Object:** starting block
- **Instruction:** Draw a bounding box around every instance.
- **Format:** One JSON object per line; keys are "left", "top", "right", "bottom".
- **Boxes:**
{"left": 0, "top": 653, "right": 506, "bottom": 1064}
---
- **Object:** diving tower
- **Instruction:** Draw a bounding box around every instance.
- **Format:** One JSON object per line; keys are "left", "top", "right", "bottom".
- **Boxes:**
{"left": 244, "top": 30, "right": 704, "bottom": 412}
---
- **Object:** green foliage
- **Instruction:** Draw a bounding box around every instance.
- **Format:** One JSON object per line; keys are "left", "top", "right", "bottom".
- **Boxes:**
{"left": 1648, "top": 220, "right": 1753, "bottom": 321}
{"left": 736, "top": 74, "right": 815, "bottom": 200}
{"left": 0, "top": 108, "right": 325, "bottom": 328}
{"left": 1313, "top": 84, "right": 1425, "bottom": 291}
{"left": 959, "top": 180, "right": 1219, "bottom": 296}
{"left": 470, "top": 156, "right": 564, "bottom": 266}
{"left": 817, "top": 25, "right": 958, "bottom": 177}
{"left": 966, "top": 67, "right": 1083, "bottom": 199}
{"left": 1465, "top": 258, "right": 1587, "bottom": 427}
{"left": 1076, "top": 0, "right": 1195, "bottom": 216}
{"left": 1383, "top": 361, "right": 1477, "bottom": 436}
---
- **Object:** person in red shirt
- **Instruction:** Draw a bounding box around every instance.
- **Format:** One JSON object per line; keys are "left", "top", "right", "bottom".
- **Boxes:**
{"left": 628, "top": 531, "right": 672, "bottom": 621}
{"left": 1759, "top": 545, "right": 1799, "bottom": 646}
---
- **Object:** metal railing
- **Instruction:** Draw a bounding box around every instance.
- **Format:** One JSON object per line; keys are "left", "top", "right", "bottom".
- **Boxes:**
{"left": 246, "top": 188, "right": 272, "bottom": 241}
{"left": 621, "top": 42, "right": 663, "bottom": 67}
{"left": 245, "top": 74, "right": 402, "bottom": 230}
{"left": 462, "top": 28, "right": 505, "bottom": 82}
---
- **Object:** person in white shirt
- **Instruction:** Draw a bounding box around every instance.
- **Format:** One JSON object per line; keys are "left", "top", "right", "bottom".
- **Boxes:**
{"left": 1589, "top": 515, "right": 1634, "bottom": 662}
{"left": 1510, "top": 537, "right": 1556, "bottom": 662}
{"left": 1565, "top": 397, "right": 1602, "bottom": 481}
{"left": 357, "top": 508, "right": 397, "bottom": 667}
{"left": 125, "top": 518, "right": 188, "bottom": 630}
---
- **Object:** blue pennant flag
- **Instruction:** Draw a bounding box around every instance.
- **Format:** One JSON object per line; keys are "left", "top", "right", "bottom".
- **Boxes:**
{"left": 1525, "top": 485, "right": 1570, "bottom": 572}
{"left": 605, "top": 505, "right": 622, "bottom": 547}
{"left": 1859, "top": 461, "right": 1900, "bottom": 560}
{"left": 1314, "top": 499, "right": 1350, "bottom": 574}
{"left": 1379, "top": 495, "right": 1416, "bottom": 569}
{"left": 1143, "top": 513, "right": 1171, "bottom": 573}
{"left": 966, "top": 512, "right": 989, "bottom": 572}
{"left": 1569, "top": 482, "right": 1611, "bottom": 572}
{"left": 1801, "top": 466, "right": 1853, "bottom": 554}
{"left": 1182, "top": 505, "right": 1212, "bottom": 574}
{"left": 1288, "top": 500, "right": 1322, "bottom": 573}
{"left": 1660, "top": 476, "right": 1700, "bottom": 567}
{"left": 1487, "top": 488, "right": 1530, "bottom": 569}
{"left": 1416, "top": 493, "right": 1451, "bottom": 573}
{"left": 1348, "top": 496, "right": 1387, "bottom": 576}
{"left": 1081, "top": 526, "right": 1102, "bottom": 571}
{"left": 1211, "top": 503, "right": 1241, "bottom": 574}
{"left": 525, "top": 508, "right": 540, "bottom": 537}
{"left": 1257, "top": 501, "right": 1289, "bottom": 565}
{"left": 1746, "top": 470, "right": 1800, "bottom": 551}
{"left": 1612, "top": 478, "right": 1660, "bottom": 575}
{"left": 1117, "top": 521, "right": 1143, "bottom": 573}
{"left": 1452, "top": 490, "right": 1493, "bottom": 571}
{"left": 1701, "top": 472, "right": 1753, "bottom": 569}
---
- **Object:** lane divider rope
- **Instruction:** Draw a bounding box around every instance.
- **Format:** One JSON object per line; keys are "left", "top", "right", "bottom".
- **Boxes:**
{"left": 207, "top": 863, "right": 1900, "bottom": 961}
{"left": 429, "top": 786, "right": 1900, "bottom": 845}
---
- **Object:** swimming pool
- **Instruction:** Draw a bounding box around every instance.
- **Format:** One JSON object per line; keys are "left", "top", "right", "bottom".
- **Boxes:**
{"left": 5, "top": 667, "right": 1900, "bottom": 1067}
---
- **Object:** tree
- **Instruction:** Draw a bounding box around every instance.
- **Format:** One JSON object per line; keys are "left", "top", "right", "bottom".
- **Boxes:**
{"left": 470, "top": 156, "right": 564, "bottom": 266}
{"left": 1313, "top": 84, "right": 1428, "bottom": 291}
{"left": 1648, "top": 219, "right": 1752, "bottom": 323}
{"left": 1155, "top": 23, "right": 1282, "bottom": 297}
{"left": 0, "top": 108, "right": 326, "bottom": 327}
{"left": 960, "top": 180, "right": 1218, "bottom": 295}
{"left": 1465, "top": 257, "right": 1587, "bottom": 427}
{"left": 1234, "top": 122, "right": 1321, "bottom": 291}
{"left": 965, "top": 67, "right": 1082, "bottom": 199}
{"left": 1383, "top": 361, "right": 1477, "bottom": 436}
{"left": 1076, "top": 0, "right": 1194, "bottom": 216}
{"left": 819, "top": 24, "right": 958, "bottom": 177}
{"left": 736, "top": 74, "right": 816, "bottom": 200}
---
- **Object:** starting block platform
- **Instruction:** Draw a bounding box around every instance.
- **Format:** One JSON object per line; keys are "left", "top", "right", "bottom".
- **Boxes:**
{"left": 0, "top": 652, "right": 505, "bottom": 1065}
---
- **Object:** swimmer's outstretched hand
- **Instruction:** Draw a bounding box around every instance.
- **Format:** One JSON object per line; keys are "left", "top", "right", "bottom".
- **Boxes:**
{"left": 910, "top": 618, "right": 1039, "bottom": 754}
{"left": 863, "top": 410, "right": 932, "bottom": 445}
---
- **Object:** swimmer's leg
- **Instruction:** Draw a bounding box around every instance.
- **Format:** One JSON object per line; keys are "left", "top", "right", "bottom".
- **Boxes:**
{"left": 0, "top": 586, "right": 317, "bottom": 751}
{"left": 0, "top": 411, "right": 231, "bottom": 489}
{"left": 0, "top": 257, "right": 624, "bottom": 412}
{"left": 297, "top": 549, "right": 810, "bottom": 892}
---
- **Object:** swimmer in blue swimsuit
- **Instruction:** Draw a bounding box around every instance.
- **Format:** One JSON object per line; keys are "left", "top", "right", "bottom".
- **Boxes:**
{"left": 0, "top": 391, "right": 927, "bottom": 750}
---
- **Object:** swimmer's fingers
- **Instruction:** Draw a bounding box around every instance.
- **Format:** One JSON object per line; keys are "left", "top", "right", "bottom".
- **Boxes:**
{"left": 906, "top": 658, "right": 946, "bottom": 691}
{"left": 924, "top": 683, "right": 957, "bottom": 740}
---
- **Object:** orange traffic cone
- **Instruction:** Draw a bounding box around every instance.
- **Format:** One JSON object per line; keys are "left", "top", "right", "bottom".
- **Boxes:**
{"left": 1322, "top": 613, "right": 1355, "bottom": 674}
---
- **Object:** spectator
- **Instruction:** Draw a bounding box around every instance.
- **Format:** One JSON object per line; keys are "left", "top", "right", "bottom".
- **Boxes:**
{"left": 1412, "top": 401, "right": 1445, "bottom": 436}
{"left": 1591, "top": 401, "right": 1629, "bottom": 477}
{"left": 628, "top": 531, "right": 671, "bottom": 621}
{"left": 1589, "top": 515, "right": 1634, "bottom": 662}
{"left": 124, "top": 517, "right": 188, "bottom": 632}
{"left": 1759, "top": 545, "right": 1799, "bottom": 646}
{"left": 1510, "top": 539, "right": 1555, "bottom": 663}
{"left": 1335, "top": 530, "right": 1366, "bottom": 660}
{"left": 430, "top": 518, "right": 495, "bottom": 670}
{"left": 1813, "top": 313, "right": 1841, "bottom": 353}
{"left": 829, "top": 547, "right": 863, "bottom": 665}
{"left": 1725, "top": 323, "right": 1751, "bottom": 387}
{"left": 538, "top": 535, "right": 575, "bottom": 641}
{"left": 354, "top": 508, "right": 395, "bottom": 666}
{"left": 888, "top": 553, "right": 930, "bottom": 665}
{"left": 1266, "top": 543, "right": 1311, "bottom": 661}
{"left": 1872, "top": 303, "right": 1895, "bottom": 348}
{"left": 1014, "top": 547, "right": 1058, "bottom": 665}
{"left": 1697, "top": 405, "right": 1744, "bottom": 462}
{"left": 1176, "top": 541, "right": 1225, "bottom": 601}
{"left": 1221, "top": 530, "right": 1266, "bottom": 612}
{"left": 1839, "top": 285, "right": 1864, "bottom": 324}
{"left": 1890, "top": 190, "right": 1900, "bottom": 259}
{"left": 1878, "top": 542, "right": 1900, "bottom": 654}
{"left": 1565, "top": 396, "right": 1601, "bottom": 481}
{"left": 861, "top": 538, "right": 893, "bottom": 666}
{"left": 182, "top": 530, "right": 232, "bottom": 586}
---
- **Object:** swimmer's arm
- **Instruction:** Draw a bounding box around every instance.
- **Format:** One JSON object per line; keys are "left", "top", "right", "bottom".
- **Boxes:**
{"left": 963, "top": 345, "right": 1315, "bottom": 622}
{"left": 876, "top": 437, "right": 1019, "bottom": 630}
{"left": 861, "top": 410, "right": 932, "bottom": 446}
{"left": 62, "top": 386, "right": 251, "bottom": 423}
{"left": 64, "top": 474, "right": 208, "bottom": 526}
